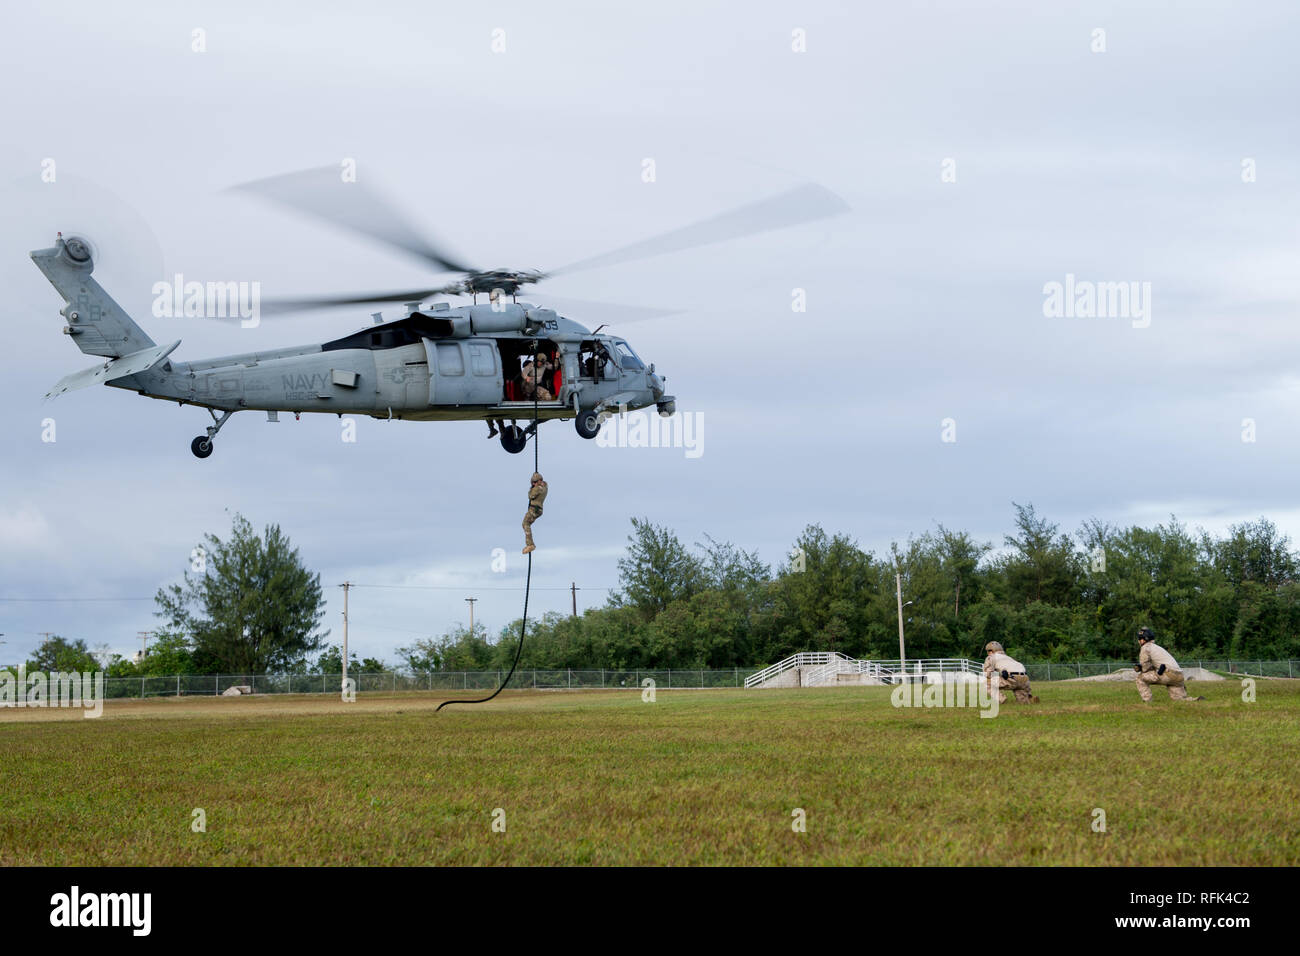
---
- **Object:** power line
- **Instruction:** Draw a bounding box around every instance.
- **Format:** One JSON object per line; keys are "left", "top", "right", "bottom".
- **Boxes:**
{"left": 349, "top": 583, "right": 615, "bottom": 592}
{"left": 0, "top": 584, "right": 616, "bottom": 602}
{"left": 0, "top": 597, "right": 155, "bottom": 603}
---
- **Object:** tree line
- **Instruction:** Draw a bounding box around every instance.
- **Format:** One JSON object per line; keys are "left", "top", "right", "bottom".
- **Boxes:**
{"left": 401, "top": 505, "right": 1300, "bottom": 671}
{"left": 13, "top": 505, "right": 1300, "bottom": 677}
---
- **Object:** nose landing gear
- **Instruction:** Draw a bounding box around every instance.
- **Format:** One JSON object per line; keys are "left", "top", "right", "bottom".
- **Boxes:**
{"left": 191, "top": 408, "right": 234, "bottom": 459}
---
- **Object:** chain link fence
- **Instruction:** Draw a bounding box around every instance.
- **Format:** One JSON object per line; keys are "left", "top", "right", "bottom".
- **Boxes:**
{"left": 101, "top": 668, "right": 766, "bottom": 699}
{"left": 1024, "top": 660, "right": 1299, "bottom": 682}
{"left": 95, "top": 660, "right": 1298, "bottom": 698}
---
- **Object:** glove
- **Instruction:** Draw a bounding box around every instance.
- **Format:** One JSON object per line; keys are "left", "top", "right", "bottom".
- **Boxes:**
{"left": 1133, "top": 663, "right": 1142, "bottom": 672}
{"left": 1157, "top": 664, "right": 1166, "bottom": 676}
{"left": 1001, "top": 670, "right": 1009, "bottom": 680}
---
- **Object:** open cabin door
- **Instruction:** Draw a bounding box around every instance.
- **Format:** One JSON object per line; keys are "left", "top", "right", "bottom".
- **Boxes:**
{"left": 424, "top": 339, "right": 503, "bottom": 405}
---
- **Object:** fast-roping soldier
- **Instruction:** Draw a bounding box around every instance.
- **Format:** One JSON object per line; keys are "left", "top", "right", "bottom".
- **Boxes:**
{"left": 983, "top": 641, "right": 1040, "bottom": 704}
{"left": 1134, "top": 627, "right": 1203, "bottom": 702}
{"left": 521, "top": 471, "right": 547, "bottom": 555}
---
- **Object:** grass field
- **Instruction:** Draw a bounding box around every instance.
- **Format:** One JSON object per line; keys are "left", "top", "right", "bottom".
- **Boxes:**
{"left": 2, "top": 679, "right": 1298, "bottom": 865}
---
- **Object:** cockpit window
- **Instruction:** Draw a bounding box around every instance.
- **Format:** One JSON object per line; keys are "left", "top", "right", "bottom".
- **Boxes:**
{"left": 613, "top": 341, "right": 643, "bottom": 370}
{"left": 579, "top": 340, "right": 616, "bottom": 380}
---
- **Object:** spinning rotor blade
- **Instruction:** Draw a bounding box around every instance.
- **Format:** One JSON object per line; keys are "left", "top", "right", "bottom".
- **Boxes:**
{"left": 231, "top": 166, "right": 477, "bottom": 275}
{"left": 258, "top": 285, "right": 463, "bottom": 316}
{"left": 547, "top": 182, "right": 849, "bottom": 278}
{"left": 533, "top": 295, "right": 681, "bottom": 326}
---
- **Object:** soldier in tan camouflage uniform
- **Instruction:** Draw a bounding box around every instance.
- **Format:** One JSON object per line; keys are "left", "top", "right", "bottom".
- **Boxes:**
{"left": 520, "top": 354, "right": 554, "bottom": 401}
{"left": 522, "top": 471, "right": 547, "bottom": 555}
{"left": 982, "top": 641, "right": 1039, "bottom": 704}
{"left": 1135, "top": 627, "right": 1203, "bottom": 702}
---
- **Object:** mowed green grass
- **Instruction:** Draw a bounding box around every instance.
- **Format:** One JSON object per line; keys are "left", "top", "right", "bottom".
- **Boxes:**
{"left": 2, "top": 679, "right": 1298, "bottom": 865}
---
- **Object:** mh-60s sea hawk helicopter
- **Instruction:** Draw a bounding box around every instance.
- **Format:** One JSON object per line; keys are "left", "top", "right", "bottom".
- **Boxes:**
{"left": 31, "top": 168, "right": 846, "bottom": 458}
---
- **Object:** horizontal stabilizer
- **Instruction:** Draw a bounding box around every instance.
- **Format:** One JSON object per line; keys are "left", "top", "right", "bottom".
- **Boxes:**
{"left": 45, "top": 340, "right": 180, "bottom": 401}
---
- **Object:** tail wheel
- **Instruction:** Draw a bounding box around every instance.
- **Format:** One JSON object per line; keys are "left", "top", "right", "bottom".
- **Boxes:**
{"left": 191, "top": 436, "right": 214, "bottom": 459}
{"left": 499, "top": 425, "right": 527, "bottom": 454}
{"left": 575, "top": 410, "right": 601, "bottom": 440}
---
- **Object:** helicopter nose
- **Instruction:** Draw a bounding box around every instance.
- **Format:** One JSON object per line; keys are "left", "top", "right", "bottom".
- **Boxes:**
{"left": 649, "top": 371, "right": 665, "bottom": 399}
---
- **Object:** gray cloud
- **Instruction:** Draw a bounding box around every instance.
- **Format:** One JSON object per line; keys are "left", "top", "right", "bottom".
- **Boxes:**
{"left": 2, "top": 1, "right": 1297, "bottom": 664}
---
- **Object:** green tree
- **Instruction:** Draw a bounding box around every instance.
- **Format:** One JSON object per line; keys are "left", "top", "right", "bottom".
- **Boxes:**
{"left": 611, "top": 518, "right": 707, "bottom": 618}
{"left": 314, "top": 643, "right": 358, "bottom": 674}
{"left": 395, "top": 638, "right": 442, "bottom": 674}
{"left": 135, "top": 631, "right": 196, "bottom": 676}
{"left": 996, "top": 502, "right": 1080, "bottom": 606}
{"left": 758, "top": 525, "right": 882, "bottom": 660}
{"left": 155, "top": 514, "right": 327, "bottom": 673}
{"left": 26, "top": 635, "right": 99, "bottom": 673}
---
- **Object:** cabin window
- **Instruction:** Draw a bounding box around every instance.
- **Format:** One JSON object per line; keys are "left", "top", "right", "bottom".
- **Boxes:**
{"left": 436, "top": 343, "right": 465, "bottom": 376}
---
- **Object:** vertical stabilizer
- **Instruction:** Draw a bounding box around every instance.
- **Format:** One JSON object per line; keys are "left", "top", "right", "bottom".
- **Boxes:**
{"left": 30, "top": 235, "right": 155, "bottom": 358}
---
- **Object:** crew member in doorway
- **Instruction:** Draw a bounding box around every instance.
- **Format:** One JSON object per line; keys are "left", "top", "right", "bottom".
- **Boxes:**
{"left": 521, "top": 353, "right": 554, "bottom": 401}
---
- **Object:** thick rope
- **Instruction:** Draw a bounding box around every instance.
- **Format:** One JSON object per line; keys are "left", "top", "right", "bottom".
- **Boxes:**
{"left": 437, "top": 339, "right": 540, "bottom": 711}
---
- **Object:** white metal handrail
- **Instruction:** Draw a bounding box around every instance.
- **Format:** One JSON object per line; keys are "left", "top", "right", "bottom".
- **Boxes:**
{"left": 745, "top": 655, "right": 983, "bottom": 688}
{"left": 743, "top": 652, "right": 843, "bottom": 688}
{"left": 801, "top": 653, "right": 860, "bottom": 687}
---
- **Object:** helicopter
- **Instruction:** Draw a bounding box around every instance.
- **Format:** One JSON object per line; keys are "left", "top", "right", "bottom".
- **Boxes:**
{"left": 30, "top": 168, "right": 847, "bottom": 458}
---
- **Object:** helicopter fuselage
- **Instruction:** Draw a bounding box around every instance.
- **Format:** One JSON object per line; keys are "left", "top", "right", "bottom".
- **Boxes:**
{"left": 116, "top": 305, "right": 666, "bottom": 424}
{"left": 32, "top": 236, "right": 675, "bottom": 457}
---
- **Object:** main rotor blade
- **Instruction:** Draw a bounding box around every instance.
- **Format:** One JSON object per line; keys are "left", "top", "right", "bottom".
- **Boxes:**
{"left": 548, "top": 182, "right": 849, "bottom": 278}
{"left": 259, "top": 286, "right": 461, "bottom": 316}
{"left": 230, "top": 167, "right": 477, "bottom": 275}
{"left": 531, "top": 294, "right": 681, "bottom": 326}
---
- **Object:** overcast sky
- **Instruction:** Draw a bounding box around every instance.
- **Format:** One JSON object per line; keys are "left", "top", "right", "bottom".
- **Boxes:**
{"left": 2, "top": 1, "right": 1298, "bottom": 667}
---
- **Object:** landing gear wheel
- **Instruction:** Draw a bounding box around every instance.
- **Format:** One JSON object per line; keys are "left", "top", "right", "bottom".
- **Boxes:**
{"left": 575, "top": 410, "right": 601, "bottom": 440}
{"left": 499, "top": 425, "right": 527, "bottom": 454}
{"left": 191, "top": 436, "right": 214, "bottom": 459}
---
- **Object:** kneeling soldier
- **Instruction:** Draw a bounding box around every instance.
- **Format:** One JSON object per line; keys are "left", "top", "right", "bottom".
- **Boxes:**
{"left": 1135, "top": 627, "right": 1202, "bottom": 702}
{"left": 983, "top": 641, "right": 1039, "bottom": 704}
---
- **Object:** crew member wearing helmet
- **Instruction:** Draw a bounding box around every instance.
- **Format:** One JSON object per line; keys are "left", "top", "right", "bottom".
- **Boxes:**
{"left": 520, "top": 353, "right": 554, "bottom": 401}
{"left": 522, "top": 471, "right": 548, "bottom": 555}
{"left": 1134, "top": 627, "right": 1202, "bottom": 702}
{"left": 982, "top": 641, "right": 1039, "bottom": 704}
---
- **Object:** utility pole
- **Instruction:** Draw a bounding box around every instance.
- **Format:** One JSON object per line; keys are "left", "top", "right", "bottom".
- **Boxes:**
{"left": 340, "top": 582, "right": 351, "bottom": 695}
{"left": 895, "top": 575, "right": 914, "bottom": 681}
{"left": 465, "top": 597, "right": 477, "bottom": 638}
{"left": 570, "top": 582, "right": 580, "bottom": 618}
{"left": 137, "top": 631, "right": 150, "bottom": 660}
{"left": 896, "top": 573, "right": 905, "bottom": 675}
